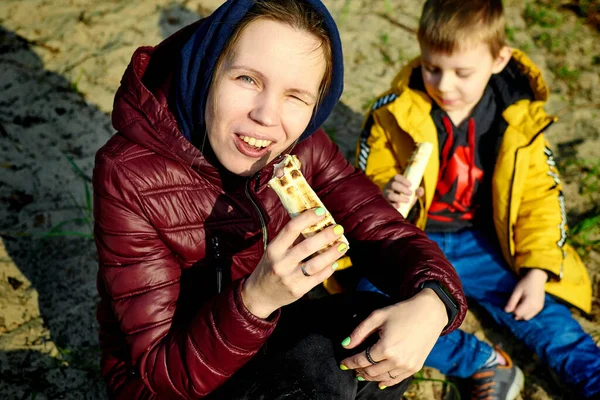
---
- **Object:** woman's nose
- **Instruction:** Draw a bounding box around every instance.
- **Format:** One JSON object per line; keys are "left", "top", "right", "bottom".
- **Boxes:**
{"left": 249, "top": 92, "right": 280, "bottom": 127}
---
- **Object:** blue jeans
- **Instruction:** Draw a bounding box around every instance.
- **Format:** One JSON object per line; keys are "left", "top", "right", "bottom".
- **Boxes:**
{"left": 357, "top": 229, "right": 600, "bottom": 398}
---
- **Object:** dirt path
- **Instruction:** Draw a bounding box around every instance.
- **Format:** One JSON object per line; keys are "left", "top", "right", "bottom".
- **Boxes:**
{"left": 1, "top": 1, "right": 598, "bottom": 398}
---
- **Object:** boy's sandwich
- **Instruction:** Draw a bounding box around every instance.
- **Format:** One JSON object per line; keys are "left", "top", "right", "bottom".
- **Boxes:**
{"left": 397, "top": 142, "right": 433, "bottom": 218}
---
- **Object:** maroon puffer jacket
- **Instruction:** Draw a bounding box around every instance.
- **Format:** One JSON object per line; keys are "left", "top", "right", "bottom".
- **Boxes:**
{"left": 94, "top": 23, "right": 466, "bottom": 400}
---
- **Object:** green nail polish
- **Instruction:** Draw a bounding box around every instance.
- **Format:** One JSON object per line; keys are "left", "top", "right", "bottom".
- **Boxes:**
{"left": 333, "top": 224, "right": 344, "bottom": 235}
{"left": 340, "top": 364, "right": 348, "bottom": 371}
{"left": 332, "top": 262, "right": 339, "bottom": 271}
{"left": 380, "top": 385, "right": 387, "bottom": 390}
{"left": 341, "top": 337, "right": 351, "bottom": 346}
{"left": 357, "top": 376, "right": 365, "bottom": 381}
{"left": 337, "top": 243, "right": 347, "bottom": 253}
{"left": 315, "top": 207, "right": 325, "bottom": 216}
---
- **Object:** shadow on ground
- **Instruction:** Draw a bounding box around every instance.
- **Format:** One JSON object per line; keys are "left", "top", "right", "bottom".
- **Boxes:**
{"left": 0, "top": 25, "right": 108, "bottom": 399}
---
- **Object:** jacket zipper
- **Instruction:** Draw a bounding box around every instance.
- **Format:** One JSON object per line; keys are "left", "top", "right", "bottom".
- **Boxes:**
{"left": 506, "top": 120, "right": 563, "bottom": 278}
{"left": 245, "top": 172, "right": 268, "bottom": 251}
{"left": 210, "top": 153, "right": 287, "bottom": 294}
{"left": 212, "top": 236, "right": 223, "bottom": 293}
{"left": 254, "top": 170, "right": 261, "bottom": 192}
{"left": 247, "top": 170, "right": 268, "bottom": 357}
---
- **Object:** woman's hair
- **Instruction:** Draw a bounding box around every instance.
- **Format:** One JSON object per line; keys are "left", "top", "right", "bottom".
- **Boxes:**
{"left": 212, "top": 0, "right": 333, "bottom": 107}
{"left": 417, "top": 0, "right": 506, "bottom": 57}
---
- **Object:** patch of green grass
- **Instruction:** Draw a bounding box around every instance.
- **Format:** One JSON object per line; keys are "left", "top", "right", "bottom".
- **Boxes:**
{"left": 567, "top": 159, "right": 600, "bottom": 254}
{"left": 378, "top": 46, "right": 395, "bottom": 66}
{"left": 384, "top": 0, "right": 393, "bottom": 15}
{"left": 580, "top": 160, "right": 600, "bottom": 195}
{"left": 53, "top": 345, "right": 73, "bottom": 367}
{"left": 338, "top": 0, "right": 353, "bottom": 26}
{"left": 524, "top": 2, "right": 564, "bottom": 28}
{"left": 592, "top": 55, "right": 600, "bottom": 65}
{"left": 339, "top": 0, "right": 393, "bottom": 26}
{"left": 379, "top": 32, "right": 390, "bottom": 46}
{"left": 412, "top": 370, "right": 461, "bottom": 399}
{"left": 552, "top": 64, "right": 581, "bottom": 87}
{"left": 37, "top": 154, "right": 94, "bottom": 240}
{"left": 69, "top": 69, "right": 85, "bottom": 95}
{"left": 374, "top": 32, "right": 395, "bottom": 67}
{"left": 570, "top": 211, "right": 600, "bottom": 252}
{"left": 520, "top": 42, "right": 532, "bottom": 53}
{"left": 505, "top": 26, "right": 517, "bottom": 43}
{"left": 534, "top": 32, "right": 567, "bottom": 53}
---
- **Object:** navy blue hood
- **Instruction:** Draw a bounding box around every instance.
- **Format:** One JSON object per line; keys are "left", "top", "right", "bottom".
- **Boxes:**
{"left": 173, "top": 0, "right": 344, "bottom": 143}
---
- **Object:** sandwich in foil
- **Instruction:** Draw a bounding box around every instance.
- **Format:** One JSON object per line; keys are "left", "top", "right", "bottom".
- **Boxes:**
{"left": 397, "top": 142, "right": 433, "bottom": 218}
{"left": 268, "top": 154, "right": 349, "bottom": 249}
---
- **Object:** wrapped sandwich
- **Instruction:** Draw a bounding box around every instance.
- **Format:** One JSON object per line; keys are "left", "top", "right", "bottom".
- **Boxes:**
{"left": 268, "top": 154, "right": 349, "bottom": 250}
{"left": 397, "top": 142, "right": 433, "bottom": 218}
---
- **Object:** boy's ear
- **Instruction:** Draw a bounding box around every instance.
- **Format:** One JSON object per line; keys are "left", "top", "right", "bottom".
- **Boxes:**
{"left": 492, "top": 46, "right": 512, "bottom": 74}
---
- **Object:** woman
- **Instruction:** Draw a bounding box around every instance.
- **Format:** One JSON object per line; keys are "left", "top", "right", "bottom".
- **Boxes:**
{"left": 93, "top": 0, "right": 467, "bottom": 398}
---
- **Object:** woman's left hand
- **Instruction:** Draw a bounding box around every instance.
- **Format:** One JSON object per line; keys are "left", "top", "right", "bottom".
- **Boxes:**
{"left": 339, "top": 288, "right": 447, "bottom": 388}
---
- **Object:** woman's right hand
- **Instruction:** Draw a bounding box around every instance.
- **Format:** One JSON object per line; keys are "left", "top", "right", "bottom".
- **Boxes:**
{"left": 383, "top": 174, "right": 424, "bottom": 210}
{"left": 241, "top": 207, "right": 348, "bottom": 319}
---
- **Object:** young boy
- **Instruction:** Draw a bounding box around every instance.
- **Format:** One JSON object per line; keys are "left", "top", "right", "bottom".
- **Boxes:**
{"left": 356, "top": 0, "right": 600, "bottom": 398}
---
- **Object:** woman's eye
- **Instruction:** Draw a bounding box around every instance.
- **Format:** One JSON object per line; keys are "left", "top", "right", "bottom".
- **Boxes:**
{"left": 238, "top": 75, "right": 255, "bottom": 85}
{"left": 291, "top": 96, "right": 308, "bottom": 105}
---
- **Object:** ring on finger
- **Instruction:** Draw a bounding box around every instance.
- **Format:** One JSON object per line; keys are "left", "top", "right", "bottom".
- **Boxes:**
{"left": 300, "top": 263, "right": 311, "bottom": 277}
{"left": 388, "top": 371, "right": 398, "bottom": 379}
{"left": 365, "top": 346, "right": 378, "bottom": 365}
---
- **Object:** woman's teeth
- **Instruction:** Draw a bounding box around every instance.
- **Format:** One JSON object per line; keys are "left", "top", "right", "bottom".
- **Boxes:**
{"left": 239, "top": 135, "right": 272, "bottom": 148}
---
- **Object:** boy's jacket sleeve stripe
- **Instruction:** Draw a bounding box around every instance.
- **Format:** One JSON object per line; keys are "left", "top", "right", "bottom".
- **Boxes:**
{"left": 543, "top": 146, "right": 567, "bottom": 255}
{"left": 358, "top": 115, "right": 374, "bottom": 172}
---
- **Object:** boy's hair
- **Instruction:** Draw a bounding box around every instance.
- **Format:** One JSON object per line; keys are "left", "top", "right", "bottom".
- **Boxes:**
{"left": 417, "top": 0, "right": 507, "bottom": 56}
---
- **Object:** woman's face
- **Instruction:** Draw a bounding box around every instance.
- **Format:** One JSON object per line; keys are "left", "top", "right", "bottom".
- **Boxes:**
{"left": 205, "top": 19, "right": 327, "bottom": 176}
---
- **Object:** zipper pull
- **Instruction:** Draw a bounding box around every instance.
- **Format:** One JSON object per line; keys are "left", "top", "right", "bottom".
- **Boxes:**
{"left": 212, "top": 236, "right": 222, "bottom": 294}
{"left": 254, "top": 171, "right": 262, "bottom": 192}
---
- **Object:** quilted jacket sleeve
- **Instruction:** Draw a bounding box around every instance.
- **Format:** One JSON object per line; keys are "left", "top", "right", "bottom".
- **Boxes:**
{"left": 307, "top": 129, "right": 466, "bottom": 334}
{"left": 94, "top": 151, "right": 279, "bottom": 399}
{"left": 513, "top": 135, "right": 567, "bottom": 278}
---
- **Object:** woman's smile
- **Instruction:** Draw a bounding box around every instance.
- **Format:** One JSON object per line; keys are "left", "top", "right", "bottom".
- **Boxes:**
{"left": 234, "top": 133, "right": 275, "bottom": 158}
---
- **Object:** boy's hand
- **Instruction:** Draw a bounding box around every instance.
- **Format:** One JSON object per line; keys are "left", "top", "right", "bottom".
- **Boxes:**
{"left": 504, "top": 268, "right": 548, "bottom": 320}
{"left": 383, "top": 174, "right": 424, "bottom": 210}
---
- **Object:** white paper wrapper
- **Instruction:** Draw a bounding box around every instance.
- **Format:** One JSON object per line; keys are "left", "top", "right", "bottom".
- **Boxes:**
{"left": 397, "top": 142, "right": 433, "bottom": 218}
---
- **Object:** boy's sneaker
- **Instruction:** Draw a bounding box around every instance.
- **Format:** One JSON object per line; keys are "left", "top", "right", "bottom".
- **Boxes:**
{"left": 471, "top": 348, "right": 524, "bottom": 400}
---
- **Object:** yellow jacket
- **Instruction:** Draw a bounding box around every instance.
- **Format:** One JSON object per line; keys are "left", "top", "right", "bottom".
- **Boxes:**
{"left": 355, "top": 49, "right": 591, "bottom": 313}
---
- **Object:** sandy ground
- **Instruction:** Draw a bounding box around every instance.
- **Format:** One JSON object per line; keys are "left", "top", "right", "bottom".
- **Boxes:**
{"left": 0, "top": 0, "right": 598, "bottom": 398}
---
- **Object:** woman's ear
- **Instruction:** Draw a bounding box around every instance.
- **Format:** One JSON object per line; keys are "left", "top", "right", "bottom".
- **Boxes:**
{"left": 492, "top": 46, "right": 512, "bottom": 74}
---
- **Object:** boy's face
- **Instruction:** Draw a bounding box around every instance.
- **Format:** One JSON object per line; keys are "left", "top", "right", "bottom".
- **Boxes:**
{"left": 420, "top": 41, "right": 511, "bottom": 116}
